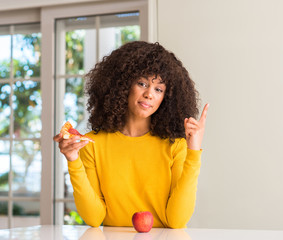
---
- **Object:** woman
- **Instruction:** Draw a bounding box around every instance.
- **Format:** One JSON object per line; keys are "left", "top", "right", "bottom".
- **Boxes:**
{"left": 54, "top": 41, "right": 209, "bottom": 228}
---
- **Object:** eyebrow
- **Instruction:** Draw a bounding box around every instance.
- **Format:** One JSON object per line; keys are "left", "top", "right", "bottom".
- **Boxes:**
{"left": 142, "top": 76, "right": 165, "bottom": 84}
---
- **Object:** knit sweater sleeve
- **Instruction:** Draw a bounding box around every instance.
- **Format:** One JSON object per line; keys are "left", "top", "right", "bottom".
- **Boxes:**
{"left": 166, "top": 138, "right": 202, "bottom": 228}
{"left": 67, "top": 142, "right": 106, "bottom": 227}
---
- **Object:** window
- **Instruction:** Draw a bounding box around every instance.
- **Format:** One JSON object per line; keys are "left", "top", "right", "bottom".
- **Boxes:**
{"left": 0, "top": 0, "right": 149, "bottom": 227}
{"left": 54, "top": 12, "right": 140, "bottom": 225}
{"left": 0, "top": 23, "right": 41, "bottom": 229}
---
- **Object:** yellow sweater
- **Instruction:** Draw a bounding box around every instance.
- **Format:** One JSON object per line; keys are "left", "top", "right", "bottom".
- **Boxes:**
{"left": 67, "top": 131, "right": 202, "bottom": 228}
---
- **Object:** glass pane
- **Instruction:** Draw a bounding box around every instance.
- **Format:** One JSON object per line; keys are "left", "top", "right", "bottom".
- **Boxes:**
{"left": 0, "top": 201, "right": 8, "bottom": 229}
{"left": 0, "top": 83, "right": 11, "bottom": 137}
{"left": 12, "top": 141, "right": 41, "bottom": 197}
{"left": 64, "top": 77, "right": 86, "bottom": 132}
{"left": 12, "top": 201, "right": 40, "bottom": 228}
{"left": 116, "top": 25, "right": 140, "bottom": 45}
{"left": 57, "top": 16, "right": 96, "bottom": 75}
{"left": 99, "top": 13, "right": 140, "bottom": 59}
{"left": 0, "top": 141, "right": 10, "bottom": 197}
{"left": 65, "top": 30, "right": 86, "bottom": 75}
{"left": 0, "top": 30, "right": 11, "bottom": 79}
{"left": 13, "top": 24, "right": 41, "bottom": 78}
{"left": 13, "top": 81, "right": 41, "bottom": 138}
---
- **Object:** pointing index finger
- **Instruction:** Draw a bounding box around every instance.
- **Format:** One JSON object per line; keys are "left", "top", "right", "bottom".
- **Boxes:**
{"left": 200, "top": 103, "right": 209, "bottom": 123}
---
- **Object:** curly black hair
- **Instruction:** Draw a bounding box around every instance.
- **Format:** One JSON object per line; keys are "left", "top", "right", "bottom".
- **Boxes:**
{"left": 85, "top": 41, "right": 199, "bottom": 142}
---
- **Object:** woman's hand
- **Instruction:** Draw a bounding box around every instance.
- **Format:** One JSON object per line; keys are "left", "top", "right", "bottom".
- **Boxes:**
{"left": 53, "top": 133, "right": 89, "bottom": 161}
{"left": 184, "top": 103, "right": 209, "bottom": 150}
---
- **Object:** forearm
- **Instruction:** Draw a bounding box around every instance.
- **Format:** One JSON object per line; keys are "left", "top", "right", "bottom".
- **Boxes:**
{"left": 166, "top": 149, "right": 201, "bottom": 228}
{"left": 68, "top": 158, "right": 106, "bottom": 227}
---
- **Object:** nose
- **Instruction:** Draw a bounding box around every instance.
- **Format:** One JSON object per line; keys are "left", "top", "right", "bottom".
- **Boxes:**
{"left": 143, "top": 87, "right": 153, "bottom": 99}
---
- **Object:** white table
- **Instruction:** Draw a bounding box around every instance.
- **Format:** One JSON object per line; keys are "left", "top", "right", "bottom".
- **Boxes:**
{"left": 0, "top": 225, "right": 282, "bottom": 240}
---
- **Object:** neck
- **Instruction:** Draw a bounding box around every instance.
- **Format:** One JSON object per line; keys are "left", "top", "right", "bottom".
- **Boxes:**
{"left": 121, "top": 117, "right": 150, "bottom": 137}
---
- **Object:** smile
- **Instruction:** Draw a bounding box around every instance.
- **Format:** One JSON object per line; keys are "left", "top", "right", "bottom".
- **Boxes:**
{"left": 138, "top": 101, "right": 152, "bottom": 109}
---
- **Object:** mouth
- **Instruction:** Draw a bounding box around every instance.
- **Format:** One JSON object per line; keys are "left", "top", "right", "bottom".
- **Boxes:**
{"left": 138, "top": 101, "right": 152, "bottom": 109}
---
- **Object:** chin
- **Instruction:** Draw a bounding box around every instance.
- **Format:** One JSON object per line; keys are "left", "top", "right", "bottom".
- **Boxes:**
{"left": 134, "top": 110, "right": 152, "bottom": 118}
{"left": 138, "top": 114, "right": 151, "bottom": 119}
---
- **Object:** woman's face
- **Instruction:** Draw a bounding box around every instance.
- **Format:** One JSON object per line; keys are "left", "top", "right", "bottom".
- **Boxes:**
{"left": 127, "top": 75, "right": 166, "bottom": 121}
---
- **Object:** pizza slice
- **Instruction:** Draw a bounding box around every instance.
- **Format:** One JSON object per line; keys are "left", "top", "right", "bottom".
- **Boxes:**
{"left": 60, "top": 121, "right": 94, "bottom": 143}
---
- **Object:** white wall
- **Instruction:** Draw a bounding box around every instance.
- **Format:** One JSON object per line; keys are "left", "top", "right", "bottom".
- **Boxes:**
{"left": 157, "top": 0, "right": 283, "bottom": 230}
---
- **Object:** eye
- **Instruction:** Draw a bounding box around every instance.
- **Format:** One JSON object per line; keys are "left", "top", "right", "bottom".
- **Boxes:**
{"left": 137, "top": 82, "right": 147, "bottom": 87}
{"left": 155, "top": 88, "right": 163, "bottom": 93}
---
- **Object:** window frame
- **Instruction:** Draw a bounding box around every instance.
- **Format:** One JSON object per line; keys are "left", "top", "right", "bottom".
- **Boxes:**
{"left": 0, "top": 8, "right": 41, "bottom": 229}
{"left": 40, "top": 0, "right": 149, "bottom": 225}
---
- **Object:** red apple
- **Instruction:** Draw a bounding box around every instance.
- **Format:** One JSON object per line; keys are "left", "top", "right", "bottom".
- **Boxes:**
{"left": 132, "top": 211, "right": 153, "bottom": 233}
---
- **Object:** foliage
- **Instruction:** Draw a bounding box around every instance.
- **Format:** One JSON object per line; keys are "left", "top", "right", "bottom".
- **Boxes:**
{"left": 0, "top": 33, "right": 41, "bottom": 197}
{"left": 64, "top": 210, "right": 85, "bottom": 225}
{"left": 0, "top": 33, "right": 41, "bottom": 138}
{"left": 117, "top": 25, "right": 140, "bottom": 47}
{"left": 0, "top": 83, "right": 10, "bottom": 136}
{"left": 13, "top": 81, "right": 41, "bottom": 138}
{"left": 65, "top": 31, "right": 84, "bottom": 75}
{"left": 0, "top": 60, "right": 10, "bottom": 79}
{"left": 0, "top": 172, "right": 9, "bottom": 186}
{"left": 0, "top": 171, "right": 21, "bottom": 194}
{"left": 0, "top": 202, "right": 24, "bottom": 216}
